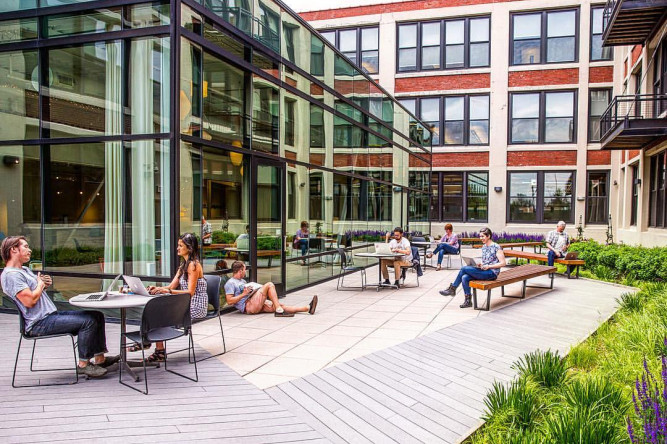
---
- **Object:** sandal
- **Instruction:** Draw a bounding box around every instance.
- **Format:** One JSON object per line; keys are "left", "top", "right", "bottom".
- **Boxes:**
{"left": 145, "top": 349, "right": 166, "bottom": 363}
{"left": 127, "top": 342, "right": 151, "bottom": 353}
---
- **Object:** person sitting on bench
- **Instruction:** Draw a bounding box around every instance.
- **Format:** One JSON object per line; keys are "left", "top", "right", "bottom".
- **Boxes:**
{"left": 439, "top": 228, "right": 506, "bottom": 308}
{"left": 546, "top": 221, "right": 569, "bottom": 268}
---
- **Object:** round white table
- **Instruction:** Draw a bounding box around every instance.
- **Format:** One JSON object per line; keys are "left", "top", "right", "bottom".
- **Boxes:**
{"left": 70, "top": 292, "right": 155, "bottom": 382}
{"left": 355, "top": 252, "right": 404, "bottom": 291}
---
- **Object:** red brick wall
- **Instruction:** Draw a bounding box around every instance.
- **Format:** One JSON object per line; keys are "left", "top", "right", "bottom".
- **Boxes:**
{"left": 310, "top": 153, "right": 325, "bottom": 166}
{"left": 333, "top": 153, "right": 392, "bottom": 168}
{"left": 310, "top": 83, "right": 324, "bottom": 96}
{"left": 432, "top": 152, "right": 488, "bottom": 167}
{"left": 622, "top": 151, "right": 626, "bottom": 162}
{"left": 589, "top": 66, "right": 613, "bottom": 83}
{"left": 586, "top": 150, "right": 611, "bottom": 165}
{"left": 395, "top": 73, "right": 490, "bottom": 93}
{"left": 300, "top": 0, "right": 516, "bottom": 20}
{"left": 628, "top": 149, "right": 641, "bottom": 160}
{"left": 507, "top": 150, "right": 577, "bottom": 166}
{"left": 508, "top": 68, "right": 578, "bottom": 87}
{"left": 631, "top": 45, "right": 643, "bottom": 67}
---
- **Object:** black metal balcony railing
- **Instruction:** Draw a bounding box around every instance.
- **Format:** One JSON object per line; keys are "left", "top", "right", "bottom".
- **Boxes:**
{"left": 599, "top": 94, "right": 667, "bottom": 148}
{"left": 602, "top": 0, "right": 667, "bottom": 46}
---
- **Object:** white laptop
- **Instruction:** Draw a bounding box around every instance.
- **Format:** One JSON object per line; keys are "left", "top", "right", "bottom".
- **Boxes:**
{"left": 461, "top": 257, "right": 478, "bottom": 267}
{"left": 122, "top": 275, "right": 152, "bottom": 296}
{"left": 374, "top": 243, "right": 394, "bottom": 255}
{"left": 85, "top": 274, "right": 122, "bottom": 301}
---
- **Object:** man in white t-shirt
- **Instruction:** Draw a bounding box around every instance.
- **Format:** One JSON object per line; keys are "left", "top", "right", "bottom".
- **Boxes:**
{"left": 380, "top": 227, "right": 413, "bottom": 288}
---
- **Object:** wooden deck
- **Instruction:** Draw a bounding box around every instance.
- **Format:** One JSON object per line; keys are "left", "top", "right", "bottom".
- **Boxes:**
{"left": 0, "top": 275, "right": 628, "bottom": 443}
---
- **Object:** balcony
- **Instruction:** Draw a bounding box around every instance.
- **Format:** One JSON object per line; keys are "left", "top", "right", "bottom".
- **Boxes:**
{"left": 600, "top": 94, "right": 667, "bottom": 149}
{"left": 602, "top": 0, "right": 667, "bottom": 46}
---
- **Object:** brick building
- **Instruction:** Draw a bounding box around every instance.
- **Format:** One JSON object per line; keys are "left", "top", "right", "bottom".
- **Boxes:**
{"left": 300, "top": 0, "right": 621, "bottom": 241}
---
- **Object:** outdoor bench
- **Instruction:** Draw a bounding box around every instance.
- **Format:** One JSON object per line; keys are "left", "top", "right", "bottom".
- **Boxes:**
{"left": 469, "top": 264, "right": 556, "bottom": 311}
{"left": 472, "top": 241, "right": 544, "bottom": 252}
{"left": 502, "top": 250, "right": 585, "bottom": 279}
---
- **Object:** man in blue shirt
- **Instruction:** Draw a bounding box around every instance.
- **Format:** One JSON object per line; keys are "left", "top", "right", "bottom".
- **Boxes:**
{"left": 0, "top": 236, "right": 118, "bottom": 378}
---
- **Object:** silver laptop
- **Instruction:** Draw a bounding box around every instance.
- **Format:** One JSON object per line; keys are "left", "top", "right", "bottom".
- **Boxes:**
{"left": 374, "top": 243, "right": 394, "bottom": 255}
{"left": 122, "top": 275, "right": 152, "bottom": 296}
{"left": 461, "top": 257, "right": 477, "bottom": 267}
{"left": 563, "top": 251, "right": 579, "bottom": 260}
{"left": 85, "top": 274, "right": 122, "bottom": 301}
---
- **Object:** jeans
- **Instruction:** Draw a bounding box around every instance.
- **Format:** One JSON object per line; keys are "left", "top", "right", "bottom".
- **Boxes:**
{"left": 28, "top": 310, "right": 108, "bottom": 360}
{"left": 547, "top": 250, "right": 564, "bottom": 266}
{"left": 432, "top": 243, "right": 459, "bottom": 265}
{"left": 453, "top": 266, "right": 497, "bottom": 296}
{"left": 296, "top": 239, "right": 308, "bottom": 256}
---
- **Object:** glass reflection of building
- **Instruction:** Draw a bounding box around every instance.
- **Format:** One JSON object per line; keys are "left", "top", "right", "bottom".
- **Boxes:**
{"left": 0, "top": 0, "right": 431, "bottom": 306}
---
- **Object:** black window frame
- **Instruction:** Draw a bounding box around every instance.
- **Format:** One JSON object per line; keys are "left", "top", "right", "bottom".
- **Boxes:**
{"left": 510, "top": 8, "right": 579, "bottom": 66}
{"left": 585, "top": 170, "right": 610, "bottom": 224}
{"left": 399, "top": 94, "right": 490, "bottom": 147}
{"left": 653, "top": 40, "right": 667, "bottom": 116}
{"left": 396, "top": 15, "right": 491, "bottom": 73}
{"left": 588, "top": 88, "right": 611, "bottom": 142}
{"left": 590, "top": 6, "right": 613, "bottom": 62}
{"left": 429, "top": 171, "right": 489, "bottom": 222}
{"left": 316, "top": 25, "right": 379, "bottom": 75}
{"left": 509, "top": 90, "right": 578, "bottom": 144}
{"left": 649, "top": 150, "right": 667, "bottom": 228}
{"left": 507, "top": 170, "right": 576, "bottom": 223}
{"left": 631, "top": 164, "right": 639, "bottom": 226}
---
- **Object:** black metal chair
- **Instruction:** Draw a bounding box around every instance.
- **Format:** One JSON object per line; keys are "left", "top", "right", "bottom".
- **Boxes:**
{"left": 12, "top": 310, "right": 78, "bottom": 388}
{"left": 336, "top": 247, "right": 366, "bottom": 291}
{"left": 400, "top": 246, "right": 422, "bottom": 287}
{"left": 120, "top": 293, "right": 198, "bottom": 395}
{"left": 192, "top": 275, "right": 227, "bottom": 362}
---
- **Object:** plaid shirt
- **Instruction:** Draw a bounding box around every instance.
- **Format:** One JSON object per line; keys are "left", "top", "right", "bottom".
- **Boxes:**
{"left": 546, "top": 229, "right": 569, "bottom": 252}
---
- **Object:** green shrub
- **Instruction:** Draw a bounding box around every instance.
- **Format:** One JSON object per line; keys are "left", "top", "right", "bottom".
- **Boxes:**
{"left": 561, "top": 376, "right": 628, "bottom": 414}
{"left": 616, "top": 292, "right": 643, "bottom": 312}
{"left": 544, "top": 406, "right": 625, "bottom": 444}
{"left": 512, "top": 350, "right": 568, "bottom": 389}
{"left": 257, "top": 236, "right": 281, "bottom": 251}
{"left": 211, "top": 231, "right": 237, "bottom": 244}
{"left": 482, "top": 379, "right": 544, "bottom": 431}
{"left": 567, "top": 343, "right": 598, "bottom": 371}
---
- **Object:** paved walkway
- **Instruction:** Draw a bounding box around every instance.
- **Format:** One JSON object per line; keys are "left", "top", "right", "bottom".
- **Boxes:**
{"left": 0, "top": 263, "right": 630, "bottom": 443}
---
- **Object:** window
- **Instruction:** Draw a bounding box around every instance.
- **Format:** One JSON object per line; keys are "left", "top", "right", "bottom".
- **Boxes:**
{"left": 649, "top": 151, "right": 666, "bottom": 228}
{"left": 631, "top": 164, "right": 639, "bottom": 226}
{"left": 510, "top": 91, "right": 576, "bottom": 144}
{"left": 310, "top": 104, "right": 324, "bottom": 147}
{"left": 586, "top": 171, "right": 609, "bottom": 224}
{"left": 512, "top": 9, "right": 577, "bottom": 65}
{"left": 398, "top": 16, "right": 490, "bottom": 72}
{"left": 654, "top": 41, "right": 667, "bottom": 116}
{"left": 288, "top": 171, "right": 296, "bottom": 219}
{"left": 508, "top": 171, "right": 575, "bottom": 223}
{"left": 429, "top": 172, "right": 488, "bottom": 222}
{"left": 400, "top": 94, "right": 489, "bottom": 146}
{"left": 284, "top": 98, "right": 295, "bottom": 146}
{"left": 310, "top": 35, "right": 325, "bottom": 76}
{"left": 318, "top": 26, "right": 379, "bottom": 74}
{"left": 589, "top": 89, "right": 611, "bottom": 142}
{"left": 309, "top": 173, "right": 323, "bottom": 220}
{"left": 591, "top": 7, "right": 612, "bottom": 61}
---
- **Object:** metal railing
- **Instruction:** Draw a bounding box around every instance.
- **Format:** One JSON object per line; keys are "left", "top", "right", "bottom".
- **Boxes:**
{"left": 599, "top": 94, "right": 667, "bottom": 139}
{"left": 602, "top": 0, "right": 621, "bottom": 36}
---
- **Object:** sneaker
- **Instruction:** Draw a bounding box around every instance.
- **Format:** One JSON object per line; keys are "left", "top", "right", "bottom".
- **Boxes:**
{"left": 275, "top": 310, "right": 295, "bottom": 317}
{"left": 77, "top": 363, "right": 107, "bottom": 378}
{"left": 308, "top": 295, "right": 318, "bottom": 315}
{"left": 382, "top": 279, "right": 391, "bottom": 285}
{"left": 394, "top": 280, "right": 400, "bottom": 288}
{"left": 98, "top": 354, "right": 120, "bottom": 368}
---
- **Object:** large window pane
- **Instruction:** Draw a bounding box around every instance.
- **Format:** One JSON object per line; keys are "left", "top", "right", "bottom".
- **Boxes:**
{"left": 45, "top": 9, "right": 121, "bottom": 38}
{"left": 543, "top": 172, "right": 573, "bottom": 222}
{"left": 589, "top": 89, "right": 610, "bottom": 142}
{"left": 442, "top": 173, "right": 463, "bottom": 221}
{"left": 545, "top": 92, "right": 574, "bottom": 142}
{"left": 46, "top": 42, "right": 123, "bottom": 138}
{"left": 591, "top": 8, "right": 612, "bottom": 61}
{"left": 509, "top": 172, "right": 538, "bottom": 222}
{"left": 0, "top": 50, "right": 39, "bottom": 142}
{"left": 511, "top": 94, "right": 539, "bottom": 143}
{"left": 513, "top": 14, "right": 541, "bottom": 64}
{"left": 0, "top": 18, "right": 38, "bottom": 43}
{"left": 398, "top": 24, "right": 417, "bottom": 71}
{"left": 467, "top": 172, "right": 488, "bottom": 222}
{"left": 586, "top": 171, "right": 608, "bottom": 224}
{"left": 547, "top": 11, "right": 577, "bottom": 63}
{"left": 252, "top": 76, "right": 279, "bottom": 153}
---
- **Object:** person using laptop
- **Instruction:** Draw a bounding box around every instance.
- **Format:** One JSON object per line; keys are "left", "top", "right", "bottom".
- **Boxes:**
{"left": 546, "top": 221, "right": 570, "bottom": 268}
{"left": 140, "top": 233, "right": 208, "bottom": 363}
{"left": 224, "top": 261, "right": 317, "bottom": 317}
{"left": 0, "top": 236, "right": 119, "bottom": 378}
{"left": 293, "top": 221, "right": 310, "bottom": 265}
{"left": 428, "top": 223, "right": 460, "bottom": 271}
{"left": 380, "top": 227, "right": 413, "bottom": 288}
{"left": 440, "top": 228, "right": 506, "bottom": 308}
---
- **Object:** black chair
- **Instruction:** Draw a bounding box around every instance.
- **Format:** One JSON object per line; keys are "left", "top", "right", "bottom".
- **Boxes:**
{"left": 193, "top": 275, "right": 227, "bottom": 362}
{"left": 12, "top": 310, "right": 78, "bottom": 388}
{"left": 336, "top": 248, "right": 366, "bottom": 291}
{"left": 400, "top": 246, "right": 422, "bottom": 287}
{"left": 120, "top": 293, "right": 198, "bottom": 395}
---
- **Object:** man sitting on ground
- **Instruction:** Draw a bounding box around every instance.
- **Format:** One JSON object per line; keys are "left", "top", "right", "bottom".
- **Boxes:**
{"left": 224, "top": 261, "right": 317, "bottom": 317}
{"left": 381, "top": 227, "right": 413, "bottom": 288}
{"left": 0, "top": 236, "right": 119, "bottom": 378}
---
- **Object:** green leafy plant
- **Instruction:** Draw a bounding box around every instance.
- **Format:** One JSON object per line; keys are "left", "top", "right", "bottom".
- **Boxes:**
{"left": 211, "top": 231, "right": 237, "bottom": 244}
{"left": 512, "top": 350, "right": 568, "bottom": 389}
{"left": 545, "top": 405, "right": 625, "bottom": 444}
{"left": 561, "top": 376, "right": 628, "bottom": 413}
{"left": 567, "top": 343, "right": 598, "bottom": 371}
{"left": 617, "top": 292, "right": 643, "bottom": 312}
{"left": 482, "top": 379, "right": 544, "bottom": 431}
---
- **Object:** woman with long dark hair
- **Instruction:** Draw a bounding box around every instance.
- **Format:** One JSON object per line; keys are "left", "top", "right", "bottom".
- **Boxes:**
{"left": 133, "top": 233, "right": 208, "bottom": 362}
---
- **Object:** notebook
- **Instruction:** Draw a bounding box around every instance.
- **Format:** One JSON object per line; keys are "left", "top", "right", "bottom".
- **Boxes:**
{"left": 241, "top": 282, "right": 263, "bottom": 298}
{"left": 374, "top": 243, "right": 394, "bottom": 255}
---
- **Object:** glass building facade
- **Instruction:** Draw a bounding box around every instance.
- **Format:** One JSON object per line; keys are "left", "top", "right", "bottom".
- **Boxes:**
{"left": 0, "top": 0, "right": 431, "bottom": 304}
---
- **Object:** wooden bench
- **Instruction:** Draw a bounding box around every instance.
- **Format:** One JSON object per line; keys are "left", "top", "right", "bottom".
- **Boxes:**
{"left": 469, "top": 264, "right": 556, "bottom": 311}
{"left": 502, "top": 250, "right": 585, "bottom": 279}
{"left": 472, "top": 241, "right": 544, "bottom": 252}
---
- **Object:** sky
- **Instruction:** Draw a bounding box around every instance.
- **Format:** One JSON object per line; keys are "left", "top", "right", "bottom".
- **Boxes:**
{"left": 282, "top": 0, "right": 402, "bottom": 13}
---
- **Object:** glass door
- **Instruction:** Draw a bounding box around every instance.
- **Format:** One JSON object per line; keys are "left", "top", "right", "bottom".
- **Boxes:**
{"left": 252, "top": 158, "right": 285, "bottom": 294}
